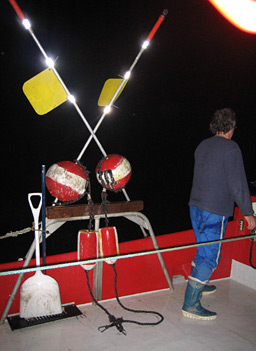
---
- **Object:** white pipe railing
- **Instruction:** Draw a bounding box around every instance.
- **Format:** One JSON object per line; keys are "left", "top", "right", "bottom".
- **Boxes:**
{"left": 1, "top": 233, "right": 255, "bottom": 277}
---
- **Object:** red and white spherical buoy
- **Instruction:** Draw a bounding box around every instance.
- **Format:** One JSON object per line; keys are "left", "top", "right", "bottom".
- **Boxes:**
{"left": 96, "top": 154, "right": 132, "bottom": 191}
{"left": 46, "top": 161, "right": 88, "bottom": 202}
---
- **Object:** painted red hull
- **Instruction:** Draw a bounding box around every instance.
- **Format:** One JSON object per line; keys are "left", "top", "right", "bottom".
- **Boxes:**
{"left": 0, "top": 202, "right": 255, "bottom": 318}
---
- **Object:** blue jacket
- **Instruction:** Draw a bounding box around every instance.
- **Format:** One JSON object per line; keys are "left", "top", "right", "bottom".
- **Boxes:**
{"left": 189, "top": 135, "right": 253, "bottom": 217}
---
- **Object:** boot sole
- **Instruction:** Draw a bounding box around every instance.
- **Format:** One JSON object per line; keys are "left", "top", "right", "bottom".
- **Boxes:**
{"left": 182, "top": 309, "right": 217, "bottom": 320}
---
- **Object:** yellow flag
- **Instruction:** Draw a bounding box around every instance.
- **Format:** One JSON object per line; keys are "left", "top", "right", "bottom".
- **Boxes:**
{"left": 98, "top": 78, "right": 127, "bottom": 107}
{"left": 23, "top": 68, "right": 68, "bottom": 115}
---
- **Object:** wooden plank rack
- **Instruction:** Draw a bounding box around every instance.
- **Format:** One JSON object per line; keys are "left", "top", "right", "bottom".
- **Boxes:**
{"left": 46, "top": 200, "right": 144, "bottom": 219}
{"left": 45, "top": 199, "right": 173, "bottom": 297}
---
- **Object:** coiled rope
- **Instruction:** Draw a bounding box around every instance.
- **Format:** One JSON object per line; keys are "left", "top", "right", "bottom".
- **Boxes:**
{"left": 84, "top": 263, "right": 164, "bottom": 335}
{"left": 85, "top": 269, "right": 127, "bottom": 334}
{"left": 111, "top": 263, "right": 164, "bottom": 327}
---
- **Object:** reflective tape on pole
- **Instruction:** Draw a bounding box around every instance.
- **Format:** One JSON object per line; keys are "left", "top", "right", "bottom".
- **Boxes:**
{"left": 146, "top": 9, "right": 168, "bottom": 42}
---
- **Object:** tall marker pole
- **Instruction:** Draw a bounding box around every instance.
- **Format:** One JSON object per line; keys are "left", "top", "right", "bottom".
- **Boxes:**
{"left": 76, "top": 9, "right": 168, "bottom": 162}
{"left": 8, "top": 0, "right": 108, "bottom": 159}
{"left": 8, "top": 0, "right": 167, "bottom": 202}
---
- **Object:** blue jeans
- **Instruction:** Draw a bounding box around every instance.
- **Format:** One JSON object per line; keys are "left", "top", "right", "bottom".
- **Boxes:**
{"left": 189, "top": 206, "right": 228, "bottom": 284}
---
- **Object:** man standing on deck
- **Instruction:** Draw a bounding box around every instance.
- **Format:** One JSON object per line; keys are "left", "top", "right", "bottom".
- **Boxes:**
{"left": 182, "top": 107, "right": 256, "bottom": 320}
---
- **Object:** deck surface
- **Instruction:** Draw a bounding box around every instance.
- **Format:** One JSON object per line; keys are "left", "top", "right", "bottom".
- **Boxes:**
{"left": 1, "top": 279, "right": 256, "bottom": 351}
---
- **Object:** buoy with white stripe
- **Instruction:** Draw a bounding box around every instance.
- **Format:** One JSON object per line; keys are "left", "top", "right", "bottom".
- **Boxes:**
{"left": 99, "top": 226, "right": 119, "bottom": 264}
{"left": 78, "top": 230, "right": 98, "bottom": 271}
{"left": 96, "top": 154, "right": 132, "bottom": 191}
{"left": 46, "top": 160, "right": 88, "bottom": 202}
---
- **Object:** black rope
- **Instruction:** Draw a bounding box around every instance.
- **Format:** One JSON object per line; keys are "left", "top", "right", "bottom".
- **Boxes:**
{"left": 75, "top": 160, "right": 95, "bottom": 230}
{"left": 97, "top": 158, "right": 109, "bottom": 227}
{"left": 87, "top": 195, "right": 95, "bottom": 231}
{"left": 111, "top": 263, "right": 164, "bottom": 327}
{"left": 84, "top": 269, "right": 127, "bottom": 335}
{"left": 97, "top": 157, "right": 108, "bottom": 188}
{"left": 101, "top": 188, "right": 109, "bottom": 227}
{"left": 249, "top": 238, "right": 256, "bottom": 269}
{"left": 97, "top": 156, "right": 123, "bottom": 193}
{"left": 84, "top": 263, "right": 164, "bottom": 334}
{"left": 85, "top": 170, "right": 94, "bottom": 231}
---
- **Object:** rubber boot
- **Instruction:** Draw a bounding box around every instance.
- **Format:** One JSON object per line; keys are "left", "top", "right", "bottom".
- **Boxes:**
{"left": 182, "top": 279, "right": 217, "bottom": 320}
{"left": 202, "top": 284, "right": 216, "bottom": 296}
{"left": 190, "top": 266, "right": 216, "bottom": 296}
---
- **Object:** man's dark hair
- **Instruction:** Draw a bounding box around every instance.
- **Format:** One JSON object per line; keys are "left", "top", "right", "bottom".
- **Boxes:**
{"left": 209, "top": 108, "right": 237, "bottom": 134}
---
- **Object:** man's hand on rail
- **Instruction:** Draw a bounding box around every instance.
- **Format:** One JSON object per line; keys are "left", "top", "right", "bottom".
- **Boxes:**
{"left": 244, "top": 215, "right": 256, "bottom": 230}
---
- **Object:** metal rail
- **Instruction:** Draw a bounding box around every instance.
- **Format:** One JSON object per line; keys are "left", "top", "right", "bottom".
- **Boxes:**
{"left": 1, "top": 233, "right": 255, "bottom": 277}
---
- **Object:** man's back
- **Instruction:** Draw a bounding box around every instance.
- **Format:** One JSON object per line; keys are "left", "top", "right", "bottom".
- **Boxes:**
{"left": 189, "top": 135, "right": 251, "bottom": 217}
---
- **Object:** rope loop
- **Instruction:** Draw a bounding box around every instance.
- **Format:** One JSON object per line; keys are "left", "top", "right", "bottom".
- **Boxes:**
{"left": 74, "top": 160, "right": 95, "bottom": 230}
{"left": 84, "top": 269, "right": 126, "bottom": 334}
{"left": 98, "top": 315, "right": 126, "bottom": 335}
{"left": 111, "top": 263, "right": 164, "bottom": 327}
{"left": 84, "top": 263, "right": 164, "bottom": 335}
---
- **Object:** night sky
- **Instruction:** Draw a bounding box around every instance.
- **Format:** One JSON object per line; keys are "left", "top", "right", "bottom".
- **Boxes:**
{"left": 1, "top": 0, "right": 256, "bottom": 263}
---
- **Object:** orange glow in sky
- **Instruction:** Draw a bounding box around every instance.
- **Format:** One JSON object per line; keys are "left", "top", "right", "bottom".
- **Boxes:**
{"left": 209, "top": 0, "right": 256, "bottom": 34}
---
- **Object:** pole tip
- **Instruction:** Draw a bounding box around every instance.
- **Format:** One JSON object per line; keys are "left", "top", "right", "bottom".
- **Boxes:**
{"left": 162, "top": 9, "right": 168, "bottom": 17}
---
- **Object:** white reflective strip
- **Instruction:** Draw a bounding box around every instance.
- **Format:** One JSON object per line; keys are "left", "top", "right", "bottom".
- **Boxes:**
{"left": 189, "top": 276, "right": 208, "bottom": 285}
{"left": 215, "top": 216, "right": 225, "bottom": 266}
{"left": 47, "top": 164, "right": 87, "bottom": 195}
{"left": 112, "top": 158, "right": 131, "bottom": 181}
